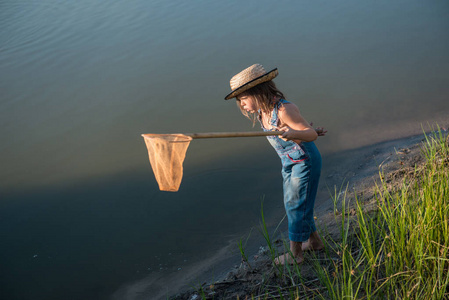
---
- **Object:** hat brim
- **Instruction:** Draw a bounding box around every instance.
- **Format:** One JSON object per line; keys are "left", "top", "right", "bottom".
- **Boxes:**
{"left": 224, "top": 68, "right": 278, "bottom": 100}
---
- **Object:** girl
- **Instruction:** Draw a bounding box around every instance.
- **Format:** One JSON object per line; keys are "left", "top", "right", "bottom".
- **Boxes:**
{"left": 225, "top": 64, "right": 325, "bottom": 265}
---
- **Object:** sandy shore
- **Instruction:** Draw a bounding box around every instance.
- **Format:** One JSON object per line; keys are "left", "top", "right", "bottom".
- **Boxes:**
{"left": 169, "top": 131, "right": 441, "bottom": 299}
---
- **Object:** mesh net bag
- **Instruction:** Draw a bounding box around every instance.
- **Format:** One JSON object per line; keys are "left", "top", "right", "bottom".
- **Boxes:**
{"left": 142, "top": 134, "right": 192, "bottom": 192}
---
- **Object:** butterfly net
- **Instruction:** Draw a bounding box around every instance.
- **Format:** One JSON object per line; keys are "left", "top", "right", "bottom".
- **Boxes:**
{"left": 142, "top": 134, "right": 192, "bottom": 192}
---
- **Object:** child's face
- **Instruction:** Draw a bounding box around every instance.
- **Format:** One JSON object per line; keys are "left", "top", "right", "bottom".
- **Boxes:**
{"left": 237, "top": 95, "right": 258, "bottom": 113}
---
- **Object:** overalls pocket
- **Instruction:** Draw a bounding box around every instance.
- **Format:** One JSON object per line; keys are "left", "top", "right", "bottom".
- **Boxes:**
{"left": 285, "top": 145, "right": 307, "bottom": 163}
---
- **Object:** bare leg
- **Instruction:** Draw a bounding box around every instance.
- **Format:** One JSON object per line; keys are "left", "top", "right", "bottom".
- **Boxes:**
{"left": 275, "top": 241, "right": 304, "bottom": 265}
{"left": 301, "top": 231, "right": 324, "bottom": 251}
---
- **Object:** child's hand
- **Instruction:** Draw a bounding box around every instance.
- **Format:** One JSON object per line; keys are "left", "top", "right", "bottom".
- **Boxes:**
{"left": 310, "top": 122, "right": 327, "bottom": 137}
{"left": 315, "top": 127, "right": 327, "bottom": 136}
{"left": 279, "top": 126, "right": 296, "bottom": 141}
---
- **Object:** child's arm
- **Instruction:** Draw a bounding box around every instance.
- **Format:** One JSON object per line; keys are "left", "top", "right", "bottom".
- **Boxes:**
{"left": 278, "top": 103, "right": 318, "bottom": 142}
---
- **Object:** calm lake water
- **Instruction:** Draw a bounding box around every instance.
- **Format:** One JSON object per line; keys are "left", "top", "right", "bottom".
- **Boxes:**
{"left": 1, "top": 0, "right": 448, "bottom": 299}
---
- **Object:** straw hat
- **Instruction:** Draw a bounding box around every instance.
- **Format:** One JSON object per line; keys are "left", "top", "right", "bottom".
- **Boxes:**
{"left": 224, "top": 64, "right": 278, "bottom": 100}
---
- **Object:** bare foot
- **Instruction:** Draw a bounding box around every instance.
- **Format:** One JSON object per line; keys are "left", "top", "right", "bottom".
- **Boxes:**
{"left": 301, "top": 239, "right": 324, "bottom": 251}
{"left": 275, "top": 241, "right": 304, "bottom": 265}
{"left": 274, "top": 253, "right": 304, "bottom": 265}
{"left": 301, "top": 231, "right": 324, "bottom": 251}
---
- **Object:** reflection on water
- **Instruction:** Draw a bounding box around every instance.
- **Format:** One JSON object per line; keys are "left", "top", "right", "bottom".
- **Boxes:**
{"left": 1, "top": 0, "right": 448, "bottom": 299}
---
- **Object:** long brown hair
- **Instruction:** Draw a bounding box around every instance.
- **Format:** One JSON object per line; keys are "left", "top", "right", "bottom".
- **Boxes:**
{"left": 236, "top": 80, "right": 286, "bottom": 125}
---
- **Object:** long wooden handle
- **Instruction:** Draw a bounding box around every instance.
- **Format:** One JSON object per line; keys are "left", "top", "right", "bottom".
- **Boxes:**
{"left": 184, "top": 131, "right": 283, "bottom": 139}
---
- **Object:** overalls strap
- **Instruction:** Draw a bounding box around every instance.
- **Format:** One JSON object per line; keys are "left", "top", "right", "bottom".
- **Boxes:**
{"left": 270, "top": 99, "right": 290, "bottom": 127}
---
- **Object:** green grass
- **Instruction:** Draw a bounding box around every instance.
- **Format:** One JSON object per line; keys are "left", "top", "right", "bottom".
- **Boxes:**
{"left": 254, "top": 128, "right": 449, "bottom": 299}
{"left": 238, "top": 228, "right": 253, "bottom": 270}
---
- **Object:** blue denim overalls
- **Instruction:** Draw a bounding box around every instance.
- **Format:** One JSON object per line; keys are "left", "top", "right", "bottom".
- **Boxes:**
{"left": 259, "top": 99, "right": 322, "bottom": 242}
